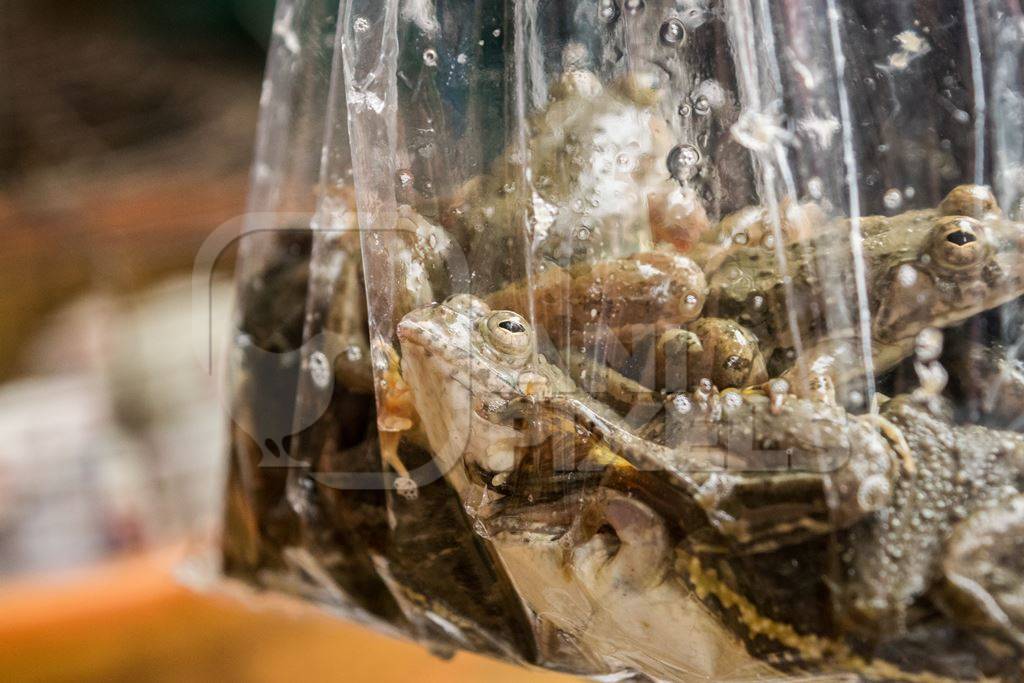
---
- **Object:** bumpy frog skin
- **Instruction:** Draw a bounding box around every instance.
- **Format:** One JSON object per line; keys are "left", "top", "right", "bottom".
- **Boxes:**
{"left": 839, "top": 393, "right": 1024, "bottom": 649}
{"left": 705, "top": 185, "right": 1024, "bottom": 391}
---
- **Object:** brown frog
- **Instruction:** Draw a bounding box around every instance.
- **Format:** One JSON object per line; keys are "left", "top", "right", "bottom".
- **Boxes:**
{"left": 839, "top": 391, "right": 1024, "bottom": 652}
{"left": 704, "top": 185, "right": 1024, "bottom": 400}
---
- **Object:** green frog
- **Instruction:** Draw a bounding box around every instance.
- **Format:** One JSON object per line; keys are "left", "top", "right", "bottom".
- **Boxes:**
{"left": 705, "top": 185, "right": 1024, "bottom": 400}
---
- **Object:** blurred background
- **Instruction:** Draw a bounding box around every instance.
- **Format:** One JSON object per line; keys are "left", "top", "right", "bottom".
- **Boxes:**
{"left": 0, "top": 2, "right": 565, "bottom": 680}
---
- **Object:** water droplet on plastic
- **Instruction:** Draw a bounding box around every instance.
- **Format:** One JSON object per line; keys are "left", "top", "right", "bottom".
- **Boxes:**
{"left": 422, "top": 49, "right": 438, "bottom": 67}
{"left": 678, "top": 102, "right": 692, "bottom": 117}
{"left": 659, "top": 18, "right": 686, "bottom": 46}
{"left": 309, "top": 351, "right": 331, "bottom": 389}
{"left": 904, "top": 185, "right": 916, "bottom": 199}
{"left": 576, "top": 226, "right": 591, "bottom": 240}
{"left": 492, "top": 28, "right": 501, "bottom": 37}
{"left": 897, "top": 264, "right": 918, "bottom": 287}
{"left": 915, "top": 328, "right": 943, "bottom": 363}
{"left": 692, "top": 95, "right": 711, "bottom": 116}
{"left": 667, "top": 144, "right": 701, "bottom": 182}
{"left": 598, "top": 0, "right": 620, "bottom": 23}
{"left": 456, "top": 53, "right": 468, "bottom": 64}
{"left": 733, "top": 232, "right": 749, "bottom": 245}
{"left": 883, "top": 188, "right": 903, "bottom": 210}
{"left": 353, "top": 16, "right": 370, "bottom": 33}
{"left": 623, "top": 0, "right": 645, "bottom": 14}
{"left": 807, "top": 177, "right": 824, "bottom": 199}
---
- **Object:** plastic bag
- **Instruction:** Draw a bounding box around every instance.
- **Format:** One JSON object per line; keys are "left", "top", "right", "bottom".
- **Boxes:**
{"left": 221, "top": 1, "right": 1024, "bottom": 680}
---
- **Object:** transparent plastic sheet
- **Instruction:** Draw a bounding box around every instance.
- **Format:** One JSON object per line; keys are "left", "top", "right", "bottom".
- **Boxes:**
{"left": 221, "top": 1, "right": 1024, "bottom": 680}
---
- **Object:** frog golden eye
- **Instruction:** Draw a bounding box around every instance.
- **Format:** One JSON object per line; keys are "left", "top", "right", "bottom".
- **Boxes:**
{"left": 482, "top": 311, "right": 532, "bottom": 356}
{"left": 443, "top": 294, "right": 491, "bottom": 318}
{"left": 929, "top": 216, "right": 988, "bottom": 270}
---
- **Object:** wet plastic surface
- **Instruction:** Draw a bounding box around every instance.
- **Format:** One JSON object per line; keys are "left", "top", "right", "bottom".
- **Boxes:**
{"left": 221, "top": 1, "right": 1024, "bottom": 680}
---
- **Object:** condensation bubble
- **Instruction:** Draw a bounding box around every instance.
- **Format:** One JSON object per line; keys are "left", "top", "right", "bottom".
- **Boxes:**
{"left": 598, "top": 0, "right": 620, "bottom": 23}
{"left": 624, "top": 0, "right": 645, "bottom": 13}
{"left": 423, "top": 48, "right": 438, "bottom": 67}
{"left": 309, "top": 351, "right": 331, "bottom": 389}
{"left": 667, "top": 144, "right": 701, "bottom": 182}
{"left": 915, "top": 327, "right": 944, "bottom": 363}
{"left": 807, "top": 177, "right": 824, "bottom": 199}
{"left": 897, "top": 264, "right": 918, "bottom": 287}
{"left": 353, "top": 16, "right": 370, "bottom": 33}
{"left": 671, "top": 394, "right": 694, "bottom": 415}
{"left": 659, "top": 18, "right": 686, "bottom": 46}
{"left": 883, "top": 188, "right": 903, "bottom": 210}
{"left": 692, "top": 95, "right": 711, "bottom": 116}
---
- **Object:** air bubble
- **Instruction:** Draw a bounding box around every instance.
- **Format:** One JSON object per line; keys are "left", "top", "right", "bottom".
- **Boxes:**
{"left": 576, "top": 227, "right": 592, "bottom": 240}
{"left": 492, "top": 28, "right": 501, "bottom": 37}
{"left": 692, "top": 95, "right": 711, "bottom": 116}
{"left": 345, "top": 346, "right": 363, "bottom": 362}
{"left": 667, "top": 144, "right": 701, "bottom": 182}
{"left": 624, "top": 0, "right": 645, "bottom": 13}
{"left": 883, "top": 188, "right": 903, "bottom": 210}
{"left": 309, "top": 351, "right": 332, "bottom": 389}
{"left": 353, "top": 16, "right": 370, "bottom": 33}
{"left": 423, "top": 48, "right": 438, "bottom": 67}
{"left": 807, "top": 177, "right": 824, "bottom": 199}
{"left": 733, "top": 232, "right": 749, "bottom": 245}
{"left": 659, "top": 18, "right": 686, "bottom": 46}
{"left": 678, "top": 102, "right": 692, "bottom": 117}
{"left": 598, "top": 0, "right": 620, "bottom": 23}
{"left": 456, "top": 53, "right": 468, "bottom": 64}
{"left": 915, "top": 328, "right": 943, "bottom": 363}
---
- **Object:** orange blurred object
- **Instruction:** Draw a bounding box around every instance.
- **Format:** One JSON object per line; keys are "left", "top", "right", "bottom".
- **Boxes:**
{"left": 0, "top": 548, "right": 574, "bottom": 683}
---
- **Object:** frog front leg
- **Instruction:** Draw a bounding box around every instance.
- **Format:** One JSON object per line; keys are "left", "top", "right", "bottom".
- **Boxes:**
{"left": 939, "top": 493, "right": 1024, "bottom": 650}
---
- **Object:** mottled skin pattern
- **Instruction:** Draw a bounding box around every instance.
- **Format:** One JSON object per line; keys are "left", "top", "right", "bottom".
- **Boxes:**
{"left": 840, "top": 392, "right": 1024, "bottom": 650}
{"left": 705, "top": 186, "right": 1024, "bottom": 386}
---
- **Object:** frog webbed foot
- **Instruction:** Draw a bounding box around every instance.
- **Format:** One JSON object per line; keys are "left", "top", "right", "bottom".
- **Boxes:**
{"left": 940, "top": 493, "right": 1024, "bottom": 649}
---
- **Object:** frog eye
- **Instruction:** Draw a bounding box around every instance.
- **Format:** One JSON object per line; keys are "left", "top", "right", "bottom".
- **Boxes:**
{"left": 929, "top": 216, "right": 988, "bottom": 270}
{"left": 482, "top": 311, "right": 532, "bottom": 356}
{"left": 939, "top": 184, "right": 1001, "bottom": 219}
{"left": 443, "top": 294, "right": 491, "bottom": 318}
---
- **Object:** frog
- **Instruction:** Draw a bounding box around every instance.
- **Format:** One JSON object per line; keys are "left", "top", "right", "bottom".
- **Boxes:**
{"left": 484, "top": 249, "right": 708, "bottom": 350}
{"left": 440, "top": 61, "right": 708, "bottom": 293}
{"left": 396, "top": 296, "right": 900, "bottom": 556}
{"left": 571, "top": 317, "right": 769, "bottom": 415}
{"left": 398, "top": 298, "right": 1024, "bottom": 677}
{"left": 704, "top": 185, "right": 1024, "bottom": 401}
{"left": 837, "top": 391, "right": 1024, "bottom": 654}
